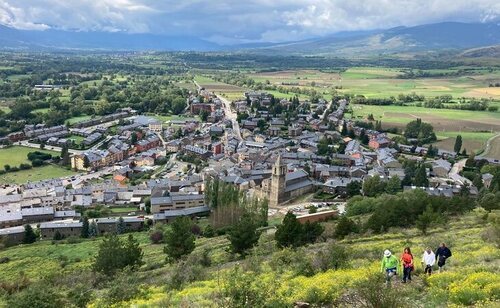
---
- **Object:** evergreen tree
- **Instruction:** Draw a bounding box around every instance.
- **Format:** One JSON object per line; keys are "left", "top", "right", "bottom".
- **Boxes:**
{"left": 144, "top": 197, "right": 151, "bottom": 214}
{"left": 82, "top": 155, "right": 90, "bottom": 169}
{"left": 413, "top": 165, "right": 429, "bottom": 187}
{"left": 60, "top": 145, "right": 70, "bottom": 166}
{"left": 346, "top": 180, "right": 362, "bottom": 197}
{"left": 416, "top": 205, "right": 441, "bottom": 235}
{"left": 385, "top": 175, "right": 402, "bottom": 194}
{"left": 89, "top": 221, "right": 98, "bottom": 237}
{"left": 473, "top": 174, "right": 484, "bottom": 190}
{"left": 81, "top": 217, "right": 89, "bottom": 238}
{"left": 23, "top": 225, "right": 37, "bottom": 244}
{"left": 227, "top": 213, "right": 260, "bottom": 255}
{"left": 275, "top": 212, "right": 303, "bottom": 248}
{"left": 341, "top": 122, "right": 348, "bottom": 136}
{"left": 454, "top": 135, "right": 462, "bottom": 154}
{"left": 117, "top": 217, "right": 126, "bottom": 234}
{"left": 164, "top": 216, "right": 196, "bottom": 261}
{"left": 93, "top": 234, "right": 143, "bottom": 276}
{"left": 301, "top": 221, "right": 324, "bottom": 245}
{"left": 334, "top": 216, "right": 359, "bottom": 239}
{"left": 53, "top": 231, "right": 63, "bottom": 241}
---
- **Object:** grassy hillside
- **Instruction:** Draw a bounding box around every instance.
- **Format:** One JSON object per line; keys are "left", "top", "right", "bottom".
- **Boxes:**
{"left": 0, "top": 212, "right": 498, "bottom": 307}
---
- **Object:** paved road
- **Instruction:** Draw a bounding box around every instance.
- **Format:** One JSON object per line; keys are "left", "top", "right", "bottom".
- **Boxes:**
{"left": 18, "top": 141, "right": 84, "bottom": 155}
{"left": 193, "top": 79, "right": 242, "bottom": 141}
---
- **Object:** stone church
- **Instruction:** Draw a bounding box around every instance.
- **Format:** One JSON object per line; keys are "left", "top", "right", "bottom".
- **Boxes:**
{"left": 258, "top": 155, "right": 314, "bottom": 206}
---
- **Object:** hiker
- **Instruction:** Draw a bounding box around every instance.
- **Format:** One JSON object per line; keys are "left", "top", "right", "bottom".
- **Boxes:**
{"left": 401, "top": 247, "right": 414, "bottom": 283}
{"left": 422, "top": 247, "right": 436, "bottom": 276}
{"left": 435, "top": 243, "right": 452, "bottom": 273}
{"left": 381, "top": 249, "right": 399, "bottom": 286}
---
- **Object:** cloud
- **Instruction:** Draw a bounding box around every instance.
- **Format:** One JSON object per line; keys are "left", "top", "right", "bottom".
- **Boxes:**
{"left": 0, "top": 0, "right": 498, "bottom": 43}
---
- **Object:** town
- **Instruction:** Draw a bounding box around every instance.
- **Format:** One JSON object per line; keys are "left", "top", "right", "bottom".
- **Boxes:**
{"left": 1, "top": 84, "right": 497, "bottom": 245}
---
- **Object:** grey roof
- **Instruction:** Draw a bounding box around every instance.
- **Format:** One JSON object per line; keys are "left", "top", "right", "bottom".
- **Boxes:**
{"left": 21, "top": 207, "right": 54, "bottom": 216}
{"left": 285, "top": 170, "right": 308, "bottom": 182}
{"left": 285, "top": 179, "right": 313, "bottom": 193}
{"left": 153, "top": 206, "right": 210, "bottom": 220}
{"left": 0, "top": 226, "right": 25, "bottom": 235}
{"left": 40, "top": 221, "right": 83, "bottom": 228}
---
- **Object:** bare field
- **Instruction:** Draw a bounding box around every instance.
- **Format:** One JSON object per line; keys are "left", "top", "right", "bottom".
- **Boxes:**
{"left": 480, "top": 134, "right": 500, "bottom": 159}
{"left": 433, "top": 137, "right": 485, "bottom": 154}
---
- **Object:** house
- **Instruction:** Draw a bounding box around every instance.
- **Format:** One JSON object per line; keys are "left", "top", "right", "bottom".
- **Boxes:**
{"left": 183, "top": 145, "right": 211, "bottom": 159}
{"left": 209, "top": 126, "right": 224, "bottom": 137}
{"left": 0, "top": 226, "right": 26, "bottom": 245}
{"left": 369, "top": 136, "right": 391, "bottom": 149}
{"left": 153, "top": 205, "right": 210, "bottom": 223}
{"left": 432, "top": 159, "right": 452, "bottom": 177}
{"left": 323, "top": 177, "right": 361, "bottom": 197}
{"left": 40, "top": 221, "right": 82, "bottom": 239}
{"left": 148, "top": 121, "right": 163, "bottom": 133}
{"left": 150, "top": 194, "right": 205, "bottom": 213}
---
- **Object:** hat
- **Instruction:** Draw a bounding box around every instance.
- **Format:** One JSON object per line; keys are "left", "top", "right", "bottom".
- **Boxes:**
{"left": 384, "top": 250, "right": 392, "bottom": 257}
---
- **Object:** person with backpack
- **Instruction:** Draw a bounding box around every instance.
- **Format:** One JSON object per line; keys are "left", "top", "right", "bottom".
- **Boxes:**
{"left": 435, "top": 242, "right": 452, "bottom": 273}
{"left": 401, "top": 247, "right": 414, "bottom": 283}
{"left": 422, "top": 247, "right": 436, "bottom": 276}
{"left": 381, "top": 249, "right": 399, "bottom": 286}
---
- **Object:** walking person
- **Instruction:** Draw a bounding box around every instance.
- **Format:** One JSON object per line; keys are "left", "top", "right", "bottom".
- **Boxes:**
{"left": 435, "top": 242, "right": 452, "bottom": 273}
{"left": 381, "top": 250, "right": 399, "bottom": 286}
{"left": 422, "top": 247, "right": 436, "bottom": 276}
{"left": 401, "top": 247, "right": 414, "bottom": 283}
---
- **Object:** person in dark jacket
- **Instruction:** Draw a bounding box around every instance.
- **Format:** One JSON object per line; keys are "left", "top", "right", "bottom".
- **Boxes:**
{"left": 435, "top": 242, "right": 452, "bottom": 273}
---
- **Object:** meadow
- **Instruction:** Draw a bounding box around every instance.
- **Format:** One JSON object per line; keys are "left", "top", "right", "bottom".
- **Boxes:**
{"left": 0, "top": 146, "right": 60, "bottom": 168}
{"left": 0, "top": 212, "right": 498, "bottom": 307}
{"left": 0, "top": 165, "right": 76, "bottom": 184}
{"left": 249, "top": 67, "right": 500, "bottom": 100}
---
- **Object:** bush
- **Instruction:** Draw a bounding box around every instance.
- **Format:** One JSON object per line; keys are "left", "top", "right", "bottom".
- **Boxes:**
{"left": 167, "top": 259, "right": 206, "bottom": 290}
{"left": 8, "top": 282, "right": 64, "bottom": 308}
{"left": 339, "top": 274, "right": 405, "bottom": 307}
{"left": 149, "top": 230, "right": 164, "bottom": 244}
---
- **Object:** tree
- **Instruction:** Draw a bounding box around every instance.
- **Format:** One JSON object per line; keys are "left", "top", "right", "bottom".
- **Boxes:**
{"left": 301, "top": 221, "right": 324, "bottom": 245}
{"left": 23, "top": 225, "right": 37, "bottom": 244}
{"left": 164, "top": 216, "right": 196, "bottom": 261}
{"left": 81, "top": 217, "right": 89, "bottom": 238}
{"left": 334, "top": 216, "right": 359, "bottom": 239}
{"left": 53, "top": 231, "right": 63, "bottom": 241}
{"left": 362, "top": 176, "right": 386, "bottom": 197}
{"left": 89, "top": 221, "right": 98, "bottom": 237}
{"left": 82, "top": 155, "right": 90, "bottom": 169}
{"left": 478, "top": 193, "right": 500, "bottom": 211}
{"left": 4, "top": 164, "right": 10, "bottom": 172}
{"left": 413, "top": 165, "right": 429, "bottom": 187}
{"left": 144, "top": 197, "right": 151, "bottom": 214}
{"left": 227, "top": 213, "right": 260, "bottom": 255}
{"left": 130, "top": 132, "right": 138, "bottom": 145}
{"left": 60, "top": 145, "right": 70, "bottom": 166}
{"left": 275, "top": 212, "right": 303, "bottom": 248}
{"left": 93, "top": 234, "right": 143, "bottom": 276}
{"left": 385, "top": 176, "right": 402, "bottom": 194}
{"left": 415, "top": 205, "right": 441, "bottom": 235}
{"left": 454, "top": 135, "right": 462, "bottom": 154}
{"left": 117, "top": 216, "right": 126, "bottom": 234}
{"left": 199, "top": 109, "right": 209, "bottom": 122}
{"left": 346, "top": 180, "right": 362, "bottom": 197}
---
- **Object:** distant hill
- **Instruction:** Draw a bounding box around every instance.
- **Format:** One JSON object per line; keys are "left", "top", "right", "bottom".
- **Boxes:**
{"left": 0, "top": 22, "right": 499, "bottom": 54}
{"left": 251, "top": 22, "right": 500, "bottom": 56}
{"left": 0, "top": 25, "right": 219, "bottom": 51}
{"left": 459, "top": 45, "right": 500, "bottom": 58}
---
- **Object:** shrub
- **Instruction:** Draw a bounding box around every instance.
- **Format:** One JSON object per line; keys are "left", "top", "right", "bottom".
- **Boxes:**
{"left": 339, "top": 274, "right": 404, "bottom": 308}
{"left": 149, "top": 230, "right": 164, "bottom": 244}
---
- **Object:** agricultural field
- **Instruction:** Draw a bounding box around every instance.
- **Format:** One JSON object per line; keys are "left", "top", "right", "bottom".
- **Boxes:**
{"left": 194, "top": 75, "right": 247, "bottom": 101}
{"left": 480, "top": 134, "right": 500, "bottom": 159}
{"left": 249, "top": 67, "right": 500, "bottom": 100}
{"left": 0, "top": 146, "right": 60, "bottom": 168}
{"left": 349, "top": 104, "right": 500, "bottom": 154}
{"left": 0, "top": 213, "right": 498, "bottom": 306}
{"left": 0, "top": 165, "right": 76, "bottom": 184}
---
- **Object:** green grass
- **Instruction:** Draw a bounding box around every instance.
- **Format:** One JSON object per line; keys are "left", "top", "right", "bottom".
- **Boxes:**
{"left": 30, "top": 108, "right": 50, "bottom": 114}
{"left": 67, "top": 134, "right": 85, "bottom": 144}
{"left": 109, "top": 206, "right": 139, "bottom": 214}
{"left": 67, "top": 115, "right": 92, "bottom": 125}
{"left": 0, "top": 165, "right": 76, "bottom": 184}
{"left": 0, "top": 146, "right": 60, "bottom": 168}
{"left": 148, "top": 114, "right": 199, "bottom": 123}
{"left": 0, "top": 106, "right": 10, "bottom": 114}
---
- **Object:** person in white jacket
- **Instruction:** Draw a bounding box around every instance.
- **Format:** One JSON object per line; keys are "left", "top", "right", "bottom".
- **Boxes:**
{"left": 422, "top": 247, "right": 436, "bottom": 276}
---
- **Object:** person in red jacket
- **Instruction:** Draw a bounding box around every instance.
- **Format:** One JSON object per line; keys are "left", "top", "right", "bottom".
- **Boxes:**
{"left": 401, "top": 247, "right": 414, "bottom": 283}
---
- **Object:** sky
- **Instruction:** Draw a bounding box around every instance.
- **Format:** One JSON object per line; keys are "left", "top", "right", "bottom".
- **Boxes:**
{"left": 0, "top": 0, "right": 499, "bottom": 44}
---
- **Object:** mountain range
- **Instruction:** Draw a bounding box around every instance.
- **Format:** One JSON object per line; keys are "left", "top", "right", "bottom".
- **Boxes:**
{"left": 0, "top": 22, "right": 499, "bottom": 56}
